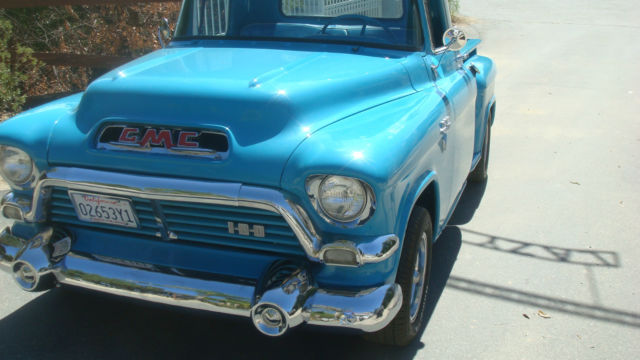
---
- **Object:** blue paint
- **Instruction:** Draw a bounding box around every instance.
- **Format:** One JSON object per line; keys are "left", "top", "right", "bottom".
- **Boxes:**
{"left": 0, "top": 0, "right": 496, "bottom": 290}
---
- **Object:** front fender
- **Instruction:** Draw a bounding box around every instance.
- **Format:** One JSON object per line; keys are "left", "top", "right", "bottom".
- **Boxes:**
{"left": 281, "top": 89, "right": 447, "bottom": 287}
{"left": 0, "top": 93, "right": 82, "bottom": 194}
{"left": 470, "top": 55, "right": 497, "bottom": 154}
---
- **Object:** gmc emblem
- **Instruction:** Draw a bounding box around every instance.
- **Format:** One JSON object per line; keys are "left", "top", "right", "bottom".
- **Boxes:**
{"left": 97, "top": 125, "right": 229, "bottom": 158}
{"left": 118, "top": 128, "right": 199, "bottom": 149}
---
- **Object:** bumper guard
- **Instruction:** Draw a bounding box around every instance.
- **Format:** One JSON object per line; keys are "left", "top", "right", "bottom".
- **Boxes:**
{"left": 0, "top": 226, "right": 402, "bottom": 336}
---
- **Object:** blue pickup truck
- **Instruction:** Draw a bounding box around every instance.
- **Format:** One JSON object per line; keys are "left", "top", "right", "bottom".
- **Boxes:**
{"left": 0, "top": 0, "right": 495, "bottom": 346}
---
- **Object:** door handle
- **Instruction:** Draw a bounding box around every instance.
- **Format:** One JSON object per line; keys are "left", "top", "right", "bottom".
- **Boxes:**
{"left": 468, "top": 63, "right": 481, "bottom": 76}
{"left": 440, "top": 117, "right": 451, "bottom": 134}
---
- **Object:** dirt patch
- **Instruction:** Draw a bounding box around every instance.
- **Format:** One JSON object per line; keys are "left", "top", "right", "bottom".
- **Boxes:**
{"left": 452, "top": 15, "right": 479, "bottom": 25}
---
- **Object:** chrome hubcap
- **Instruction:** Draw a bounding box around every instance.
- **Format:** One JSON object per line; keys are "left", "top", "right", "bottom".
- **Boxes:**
{"left": 409, "top": 232, "right": 428, "bottom": 322}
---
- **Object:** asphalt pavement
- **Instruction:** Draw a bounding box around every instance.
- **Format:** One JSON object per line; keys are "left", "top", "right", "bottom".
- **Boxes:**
{"left": 1, "top": 0, "right": 639, "bottom": 359}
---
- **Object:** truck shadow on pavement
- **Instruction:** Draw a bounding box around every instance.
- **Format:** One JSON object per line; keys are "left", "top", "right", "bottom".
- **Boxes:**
{"left": 448, "top": 180, "right": 488, "bottom": 226}
{"left": 0, "top": 229, "right": 462, "bottom": 360}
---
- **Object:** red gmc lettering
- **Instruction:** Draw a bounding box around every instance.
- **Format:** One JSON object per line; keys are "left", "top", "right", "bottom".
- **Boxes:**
{"left": 119, "top": 128, "right": 139, "bottom": 143}
{"left": 139, "top": 129, "right": 174, "bottom": 149}
{"left": 178, "top": 131, "right": 199, "bottom": 148}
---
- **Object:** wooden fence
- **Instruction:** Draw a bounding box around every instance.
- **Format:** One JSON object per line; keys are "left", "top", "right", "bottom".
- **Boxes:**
{"left": 1, "top": 0, "right": 179, "bottom": 9}
{"left": 2, "top": 0, "right": 181, "bottom": 108}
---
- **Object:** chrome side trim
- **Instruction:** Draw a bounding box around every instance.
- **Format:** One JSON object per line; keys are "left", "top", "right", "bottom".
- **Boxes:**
{"left": 98, "top": 143, "right": 226, "bottom": 160}
{"left": 20, "top": 167, "right": 398, "bottom": 265}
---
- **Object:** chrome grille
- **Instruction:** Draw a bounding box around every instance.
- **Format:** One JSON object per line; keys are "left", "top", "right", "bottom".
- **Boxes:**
{"left": 48, "top": 187, "right": 305, "bottom": 256}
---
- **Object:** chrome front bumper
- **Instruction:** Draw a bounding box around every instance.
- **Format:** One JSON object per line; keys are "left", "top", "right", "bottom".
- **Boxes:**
{"left": 0, "top": 226, "right": 402, "bottom": 336}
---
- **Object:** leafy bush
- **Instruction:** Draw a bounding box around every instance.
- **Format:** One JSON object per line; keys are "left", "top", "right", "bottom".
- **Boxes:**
{"left": 1, "top": 3, "right": 180, "bottom": 101}
{"left": 0, "top": 19, "right": 41, "bottom": 114}
{"left": 448, "top": 0, "right": 460, "bottom": 15}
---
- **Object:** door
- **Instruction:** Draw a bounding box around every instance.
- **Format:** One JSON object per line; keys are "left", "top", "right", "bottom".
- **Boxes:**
{"left": 434, "top": 53, "right": 477, "bottom": 209}
{"left": 423, "top": 0, "right": 478, "bottom": 214}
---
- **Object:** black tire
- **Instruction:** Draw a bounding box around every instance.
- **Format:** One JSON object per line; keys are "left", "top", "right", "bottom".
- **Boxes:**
{"left": 469, "top": 114, "right": 492, "bottom": 182}
{"left": 31, "top": 274, "right": 56, "bottom": 292}
{"left": 364, "top": 206, "right": 433, "bottom": 346}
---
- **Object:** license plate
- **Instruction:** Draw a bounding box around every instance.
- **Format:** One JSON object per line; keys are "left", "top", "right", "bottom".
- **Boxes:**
{"left": 69, "top": 191, "right": 139, "bottom": 228}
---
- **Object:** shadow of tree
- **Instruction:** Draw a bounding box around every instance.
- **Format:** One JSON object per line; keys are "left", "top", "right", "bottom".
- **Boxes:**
{"left": 460, "top": 228, "right": 620, "bottom": 267}
{"left": 446, "top": 275, "right": 640, "bottom": 328}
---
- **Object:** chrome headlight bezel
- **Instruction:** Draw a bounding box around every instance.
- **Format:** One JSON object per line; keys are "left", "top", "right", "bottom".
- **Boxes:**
{"left": 0, "top": 145, "right": 38, "bottom": 189}
{"left": 305, "top": 175, "right": 376, "bottom": 227}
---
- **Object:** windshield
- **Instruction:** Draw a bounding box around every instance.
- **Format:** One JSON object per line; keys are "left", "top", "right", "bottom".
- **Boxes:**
{"left": 175, "top": 0, "right": 424, "bottom": 50}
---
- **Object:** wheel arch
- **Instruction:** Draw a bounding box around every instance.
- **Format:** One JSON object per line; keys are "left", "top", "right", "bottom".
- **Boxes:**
{"left": 398, "top": 172, "right": 440, "bottom": 249}
{"left": 488, "top": 97, "right": 497, "bottom": 126}
{"left": 413, "top": 182, "right": 438, "bottom": 238}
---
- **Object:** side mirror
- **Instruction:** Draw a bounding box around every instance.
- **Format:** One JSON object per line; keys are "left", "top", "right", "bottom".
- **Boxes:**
{"left": 158, "top": 18, "right": 172, "bottom": 48}
{"left": 442, "top": 27, "right": 467, "bottom": 52}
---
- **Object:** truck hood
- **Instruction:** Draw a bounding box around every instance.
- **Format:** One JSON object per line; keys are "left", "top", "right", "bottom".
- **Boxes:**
{"left": 48, "top": 46, "right": 415, "bottom": 187}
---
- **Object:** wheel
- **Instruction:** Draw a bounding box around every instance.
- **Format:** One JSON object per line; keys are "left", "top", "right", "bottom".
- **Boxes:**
{"left": 364, "top": 206, "right": 433, "bottom": 346}
{"left": 469, "top": 113, "right": 492, "bottom": 182}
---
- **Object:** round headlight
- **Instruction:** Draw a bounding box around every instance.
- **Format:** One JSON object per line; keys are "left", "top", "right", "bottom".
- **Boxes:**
{"left": 318, "top": 176, "right": 367, "bottom": 222}
{"left": 0, "top": 146, "right": 34, "bottom": 185}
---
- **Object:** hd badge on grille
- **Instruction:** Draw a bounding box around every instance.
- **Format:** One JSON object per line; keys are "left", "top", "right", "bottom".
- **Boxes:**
{"left": 228, "top": 222, "right": 265, "bottom": 238}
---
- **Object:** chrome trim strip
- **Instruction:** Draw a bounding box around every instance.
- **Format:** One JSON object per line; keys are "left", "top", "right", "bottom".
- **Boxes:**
{"left": 98, "top": 143, "right": 227, "bottom": 160}
{"left": 20, "top": 167, "right": 398, "bottom": 265}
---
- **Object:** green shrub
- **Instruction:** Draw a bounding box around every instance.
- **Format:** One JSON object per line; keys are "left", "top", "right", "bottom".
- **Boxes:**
{"left": 448, "top": 0, "right": 460, "bottom": 15}
{"left": 1, "top": 3, "right": 180, "bottom": 101}
{"left": 0, "top": 19, "right": 40, "bottom": 114}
